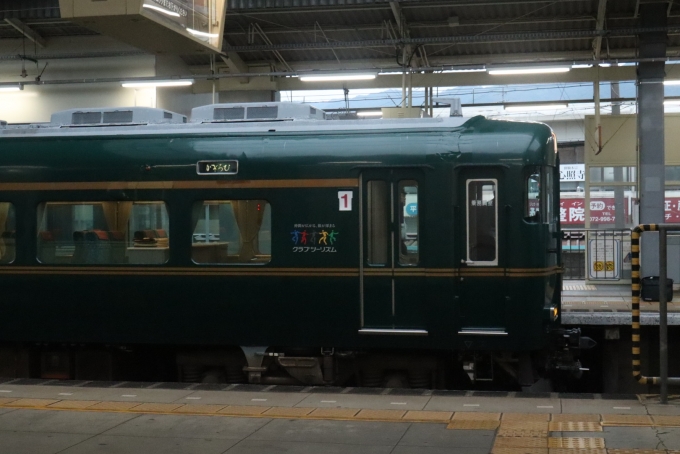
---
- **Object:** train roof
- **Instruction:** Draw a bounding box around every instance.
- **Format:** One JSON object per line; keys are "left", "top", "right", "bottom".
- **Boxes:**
{"left": 0, "top": 102, "right": 546, "bottom": 139}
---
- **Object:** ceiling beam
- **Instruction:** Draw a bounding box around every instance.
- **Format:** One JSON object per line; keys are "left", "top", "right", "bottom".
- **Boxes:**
{"left": 593, "top": 0, "right": 608, "bottom": 59}
{"left": 4, "top": 18, "right": 46, "bottom": 48}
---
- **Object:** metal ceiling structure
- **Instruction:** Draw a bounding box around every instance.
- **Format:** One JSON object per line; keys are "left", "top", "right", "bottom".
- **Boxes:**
{"left": 1, "top": 0, "right": 680, "bottom": 88}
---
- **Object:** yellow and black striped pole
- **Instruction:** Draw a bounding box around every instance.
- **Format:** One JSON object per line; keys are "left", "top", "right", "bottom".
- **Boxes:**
{"left": 631, "top": 224, "right": 658, "bottom": 385}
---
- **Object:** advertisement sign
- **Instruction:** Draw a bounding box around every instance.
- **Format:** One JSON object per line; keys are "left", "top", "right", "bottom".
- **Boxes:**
{"left": 560, "top": 164, "right": 585, "bottom": 182}
{"left": 588, "top": 238, "right": 620, "bottom": 279}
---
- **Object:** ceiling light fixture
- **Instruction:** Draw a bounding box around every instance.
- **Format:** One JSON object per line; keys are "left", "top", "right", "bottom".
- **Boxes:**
{"left": 142, "top": 4, "right": 180, "bottom": 17}
{"left": 121, "top": 79, "right": 194, "bottom": 88}
{"left": 300, "top": 73, "right": 377, "bottom": 82}
{"left": 489, "top": 67, "right": 570, "bottom": 75}
{"left": 0, "top": 85, "right": 22, "bottom": 92}
{"left": 504, "top": 103, "right": 568, "bottom": 111}
{"left": 186, "top": 28, "right": 219, "bottom": 38}
{"left": 571, "top": 64, "right": 593, "bottom": 69}
{"left": 357, "top": 111, "right": 382, "bottom": 117}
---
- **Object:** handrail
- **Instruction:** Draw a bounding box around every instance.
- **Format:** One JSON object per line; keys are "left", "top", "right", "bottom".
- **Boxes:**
{"left": 630, "top": 224, "right": 680, "bottom": 402}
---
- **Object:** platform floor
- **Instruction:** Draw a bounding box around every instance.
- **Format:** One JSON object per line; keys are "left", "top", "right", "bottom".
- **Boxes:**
{"left": 0, "top": 381, "right": 680, "bottom": 453}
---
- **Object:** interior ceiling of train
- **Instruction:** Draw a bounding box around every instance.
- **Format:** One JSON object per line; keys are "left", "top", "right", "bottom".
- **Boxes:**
{"left": 1, "top": 0, "right": 679, "bottom": 76}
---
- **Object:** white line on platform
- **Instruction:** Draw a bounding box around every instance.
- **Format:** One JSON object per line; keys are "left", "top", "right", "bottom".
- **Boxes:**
{"left": 391, "top": 402, "right": 407, "bottom": 405}
{"left": 613, "top": 406, "right": 631, "bottom": 410}
{"left": 320, "top": 400, "right": 336, "bottom": 403}
{"left": 0, "top": 390, "right": 12, "bottom": 393}
{"left": 58, "top": 393, "right": 73, "bottom": 396}
{"left": 185, "top": 397, "right": 201, "bottom": 400}
{"left": 251, "top": 398, "right": 267, "bottom": 402}
{"left": 121, "top": 394, "right": 137, "bottom": 397}
{"left": 537, "top": 405, "right": 553, "bottom": 408}
{"left": 463, "top": 404, "right": 480, "bottom": 407}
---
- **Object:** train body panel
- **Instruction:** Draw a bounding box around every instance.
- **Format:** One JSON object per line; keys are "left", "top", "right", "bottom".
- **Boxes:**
{"left": 0, "top": 106, "right": 570, "bottom": 385}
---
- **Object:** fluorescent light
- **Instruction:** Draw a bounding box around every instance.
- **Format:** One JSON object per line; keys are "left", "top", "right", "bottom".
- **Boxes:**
{"left": 572, "top": 64, "right": 593, "bottom": 69}
{"left": 504, "top": 103, "right": 568, "bottom": 111}
{"left": 440, "top": 68, "right": 486, "bottom": 73}
{"left": 357, "top": 111, "right": 382, "bottom": 117}
{"left": 489, "top": 67, "right": 570, "bottom": 75}
{"left": 186, "top": 28, "right": 219, "bottom": 38}
{"left": 122, "top": 79, "right": 194, "bottom": 88}
{"left": 599, "top": 63, "right": 612, "bottom": 67}
{"left": 0, "top": 85, "right": 21, "bottom": 92}
{"left": 664, "top": 99, "right": 680, "bottom": 105}
{"left": 300, "top": 73, "right": 377, "bottom": 82}
{"left": 664, "top": 80, "right": 680, "bottom": 85}
{"left": 142, "top": 4, "right": 180, "bottom": 17}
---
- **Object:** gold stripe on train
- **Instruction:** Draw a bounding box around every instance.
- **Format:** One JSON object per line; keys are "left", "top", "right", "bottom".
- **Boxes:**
{"left": 0, "top": 179, "right": 359, "bottom": 192}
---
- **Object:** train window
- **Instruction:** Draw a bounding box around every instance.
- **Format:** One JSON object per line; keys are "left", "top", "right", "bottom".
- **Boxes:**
{"left": 367, "top": 181, "right": 389, "bottom": 265}
{"left": 398, "top": 181, "right": 419, "bottom": 265}
{"left": 0, "top": 203, "right": 16, "bottom": 264}
{"left": 191, "top": 200, "right": 271, "bottom": 264}
{"left": 467, "top": 180, "right": 497, "bottom": 265}
{"left": 36, "top": 201, "right": 169, "bottom": 265}
{"left": 525, "top": 168, "right": 541, "bottom": 223}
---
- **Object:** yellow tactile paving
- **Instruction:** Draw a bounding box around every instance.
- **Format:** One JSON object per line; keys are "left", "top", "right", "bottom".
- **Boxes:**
{"left": 308, "top": 408, "right": 360, "bottom": 419}
{"left": 491, "top": 447, "right": 547, "bottom": 454}
{"left": 548, "top": 421, "right": 602, "bottom": 432}
{"left": 446, "top": 420, "right": 500, "bottom": 430}
{"left": 502, "top": 413, "right": 550, "bottom": 422}
{"left": 47, "top": 400, "right": 99, "bottom": 409}
{"left": 548, "top": 449, "right": 606, "bottom": 454}
{"left": 89, "top": 401, "right": 142, "bottom": 411}
{"left": 606, "top": 450, "right": 667, "bottom": 454}
{"left": 0, "top": 397, "right": 17, "bottom": 405}
{"left": 131, "top": 403, "right": 183, "bottom": 413}
{"left": 217, "top": 405, "right": 268, "bottom": 416}
{"left": 354, "top": 409, "right": 406, "bottom": 421}
{"left": 601, "top": 414, "right": 653, "bottom": 426}
{"left": 547, "top": 437, "right": 605, "bottom": 449}
{"left": 452, "top": 411, "right": 501, "bottom": 421}
{"left": 500, "top": 421, "right": 549, "bottom": 431}
{"left": 262, "top": 407, "right": 315, "bottom": 418}
{"left": 5, "top": 398, "right": 59, "bottom": 407}
{"left": 497, "top": 428, "right": 548, "bottom": 438}
{"left": 172, "top": 404, "right": 227, "bottom": 414}
{"left": 651, "top": 415, "right": 680, "bottom": 427}
{"left": 550, "top": 414, "right": 601, "bottom": 422}
{"left": 403, "top": 410, "right": 453, "bottom": 422}
{"left": 493, "top": 437, "right": 548, "bottom": 448}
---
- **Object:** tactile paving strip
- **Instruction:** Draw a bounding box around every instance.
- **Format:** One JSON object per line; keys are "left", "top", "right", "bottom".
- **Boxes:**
{"left": 47, "top": 400, "right": 99, "bottom": 409}
{"left": 354, "top": 409, "right": 406, "bottom": 421}
{"left": 490, "top": 447, "right": 547, "bottom": 454}
{"left": 452, "top": 411, "right": 500, "bottom": 420}
{"left": 5, "top": 398, "right": 58, "bottom": 407}
{"left": 0, "top": 397, "right": 17, "bottom": 405}
{"left": 606, "top": 450, "right": 667, "bottom": 454}
{"left": 88, "top": 401, "right": 141, "bottom": 411}
{"left": 493, "top": 437, "right": 548, "bottom": 448}
{"left": 446, "top": 420, "right": 500, "bottom": 430}
{"left": 500, "top": 421, "right": 549, "bottom": 431}
{"left": 132, "top": 403, "right": 183, "bottom": 413}
{"left": 548, "top": 421, "right": 603, "bottom": 432}
{"left": 263, "top": 407, "right": 315, "bottom": 417}
{"left": 308, "top": 408, "right": 360, "bottom": 419}
{"left": 502, "top": 413, "right": 550, "bottom": 421}
{"left": 551, "top": 414, "right": 601, "bottom": 422}
{"left": 651, "top": 415, "right": 680, "bottom": 427}
{"left": 547, "top": 437, "right": 605, "bottom": 449}
{"left": 601, "top": 414, "right": 653, "bottom": 426}
{"left": 403, "top": 410, "right": 452, "bottom": 422}
{"left": 497, "top": 428, "right": 548, "bottom": 438}
{"left": 217, "top": 405, "right": 268, "bottom": 416}
{"left": 548, "top": 449, "right": 606, "bottom": 454}
{"left": 172, "top": 404, "right": 226, "bottom": 414}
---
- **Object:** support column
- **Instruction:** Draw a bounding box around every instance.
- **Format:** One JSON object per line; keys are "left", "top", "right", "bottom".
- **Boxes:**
{"left": 637, "top": 2, "right": 667, "bottom": 277}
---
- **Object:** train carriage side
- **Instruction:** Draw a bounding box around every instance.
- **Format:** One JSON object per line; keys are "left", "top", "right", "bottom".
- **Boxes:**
{"left": 0, "top": 112, "right": 565, "bottom": 385}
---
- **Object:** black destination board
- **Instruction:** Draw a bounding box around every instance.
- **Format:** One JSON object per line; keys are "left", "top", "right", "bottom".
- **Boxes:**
{"left": 196, "top": 160, "right": 238, "bottom": 175}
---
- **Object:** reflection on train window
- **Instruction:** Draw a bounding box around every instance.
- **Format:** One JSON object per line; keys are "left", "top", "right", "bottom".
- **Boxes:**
{"left": 0, "top": 203, "right": 16, "bottom": 264}
{"left": 36, "top": 202, "right": 169, "bottom": 265}
{"left": 399, "top": 181, "right": 419, "bottom": 265}
{"left": 543, "top": 167, "right": 555, "bottom": 224}
{"left": 467, "top": 180, "right": 498, "bottom": 265}
{"left": 525, "top": 167, "right": 541, "bottom": 222}
{"left": 367, "top": 181, "right": 389, "bottom": 265}
{"left": 191, "top": 200, "right": 271, "bottom": 264}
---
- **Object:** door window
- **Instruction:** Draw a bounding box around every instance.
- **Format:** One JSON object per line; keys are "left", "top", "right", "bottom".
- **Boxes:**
{"left": 398, "top": 181, "right": 419, "bottom": 265}
{"left": 467, "top": 180, "right": 498, "bottom": 265}
{"left": 367, "top": 181, "right": 389, "bottom": 265}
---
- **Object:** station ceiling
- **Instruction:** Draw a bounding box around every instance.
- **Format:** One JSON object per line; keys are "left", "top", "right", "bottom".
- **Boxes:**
{"left": 1, "top": 1, "right": 680, "bottom": 88}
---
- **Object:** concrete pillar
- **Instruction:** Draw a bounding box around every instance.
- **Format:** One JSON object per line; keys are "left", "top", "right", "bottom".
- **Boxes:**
{"left": 637, "top": 2, "right": 667, "bottom": 277}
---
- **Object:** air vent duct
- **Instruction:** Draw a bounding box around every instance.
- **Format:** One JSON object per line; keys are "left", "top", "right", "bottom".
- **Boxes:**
{"left": 192, "top": 102, "right": 325, "bottom": 123}
{"left": 50, "top": 107, "right": 187, "bottom": 127}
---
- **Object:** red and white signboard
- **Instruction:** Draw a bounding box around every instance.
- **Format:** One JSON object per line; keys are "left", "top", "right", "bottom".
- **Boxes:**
{"left": 559, "top": 197, "right": 680, "bottom": 225}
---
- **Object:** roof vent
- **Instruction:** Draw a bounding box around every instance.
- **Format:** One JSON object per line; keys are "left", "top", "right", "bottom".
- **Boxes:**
{"left": 0, "top": 120, "right": 6, "bottom": 129}
{"left": 191, "top": 102, "right": 325, "bottom": 123}
{"left": 50, "top": 107, "right": 187, "bottom": 127}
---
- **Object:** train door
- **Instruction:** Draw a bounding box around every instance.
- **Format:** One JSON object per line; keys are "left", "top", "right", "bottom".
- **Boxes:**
{"left": 457, "top": 168, "right": 507, "bottom": 335}
{"left": 359, "top": 169, "right": 427, "bottom": 335}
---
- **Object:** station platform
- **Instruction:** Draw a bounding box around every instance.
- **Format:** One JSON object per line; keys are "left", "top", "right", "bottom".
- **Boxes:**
{"left": 0, "top": 380, "right": 679, "bottom": 453}
{"left": 561, "top": 280, "right": 680, "bottom": 325}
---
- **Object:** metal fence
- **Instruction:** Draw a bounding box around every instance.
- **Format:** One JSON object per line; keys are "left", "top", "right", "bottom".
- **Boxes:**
{"left": 562, "top": 228, "right": 631, "bottom": 281}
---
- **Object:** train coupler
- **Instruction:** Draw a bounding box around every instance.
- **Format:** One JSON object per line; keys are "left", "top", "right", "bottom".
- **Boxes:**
{"left": 547, "top": 328, "right": 596, "bottom": 379}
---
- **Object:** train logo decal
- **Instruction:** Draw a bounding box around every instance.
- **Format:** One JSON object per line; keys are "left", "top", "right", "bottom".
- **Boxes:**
{"left": 291, "top": 224, "right": 338, "bottom": 253}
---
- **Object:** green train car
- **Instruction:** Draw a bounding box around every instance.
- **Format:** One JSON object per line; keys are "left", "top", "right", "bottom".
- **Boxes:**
{"left": 0, "top": 102, "right": 585, "bottom": 388}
